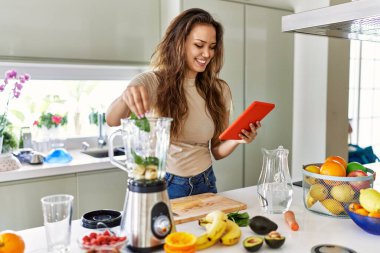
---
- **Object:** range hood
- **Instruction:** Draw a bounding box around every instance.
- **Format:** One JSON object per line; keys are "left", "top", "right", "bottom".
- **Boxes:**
{"left": 282, "top": 0, "right": 380, "bottom": 42}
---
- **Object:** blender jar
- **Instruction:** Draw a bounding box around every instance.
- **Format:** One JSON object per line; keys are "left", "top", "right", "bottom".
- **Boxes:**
{"left": 109, "top": 117, "right": 172, "bottom": 181}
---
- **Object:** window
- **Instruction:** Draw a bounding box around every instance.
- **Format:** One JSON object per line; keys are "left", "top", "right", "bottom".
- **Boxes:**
{"left": 0, "top": 62, "right": 146, "bottom": 147}
{"left": 349, "top": 40, "right": 380, "bottom": 157}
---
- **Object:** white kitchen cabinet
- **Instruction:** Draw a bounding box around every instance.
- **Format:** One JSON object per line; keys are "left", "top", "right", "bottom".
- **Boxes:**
{"left": 0, "top": 174, "right": 78, "bottom": 231}
{"left": 0, "top": 167, "right": 128, "bottom": 231}
{"left": 182, "top": 0, "right": 245, "bottom": 192}
{"left": 0, "top": 0, "right": 159, "bottom": 63}
{"left": 77, "top": 168, "right": 128, "bottom": 216}
{"left": 182, "top": 1, "right": 294, "bottom": 189}
{"left": 244, "top": 6, "right": 294, "bottom": 186}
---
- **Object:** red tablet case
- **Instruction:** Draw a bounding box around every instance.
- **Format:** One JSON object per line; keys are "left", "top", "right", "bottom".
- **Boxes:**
{"left": 219, "top": 101, "right": 275, "bottom": 140}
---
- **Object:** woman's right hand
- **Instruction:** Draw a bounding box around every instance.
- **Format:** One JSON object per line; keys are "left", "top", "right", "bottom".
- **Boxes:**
{"left": 122, "top": 85, "right": 150, "bottom": 117}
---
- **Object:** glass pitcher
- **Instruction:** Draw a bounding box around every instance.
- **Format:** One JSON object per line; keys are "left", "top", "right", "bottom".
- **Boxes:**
{"left": 109, "top": 117, "right": 172, "bottom": 181}
{"left": 257, "top": 145, "right": 293, "bottom": 214}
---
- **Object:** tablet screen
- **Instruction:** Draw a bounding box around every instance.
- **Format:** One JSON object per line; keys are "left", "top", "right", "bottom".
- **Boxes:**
{"left": 219, "top": 101, "right": 275, "bottom": 140}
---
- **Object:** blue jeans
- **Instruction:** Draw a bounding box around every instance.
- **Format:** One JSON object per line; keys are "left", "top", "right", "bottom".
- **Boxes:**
{"left": 165, "top": 166, "right": 217, "bottom": 199}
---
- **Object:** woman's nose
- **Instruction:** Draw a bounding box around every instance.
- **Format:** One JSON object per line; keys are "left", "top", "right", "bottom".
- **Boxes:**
{"left": 202, "top": 48, "right": 210, "bottom": 58}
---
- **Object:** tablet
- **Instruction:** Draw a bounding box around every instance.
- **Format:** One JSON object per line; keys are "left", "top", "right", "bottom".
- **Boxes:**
{"left": 219, "top": 101, "right": 275, "bottom": 140}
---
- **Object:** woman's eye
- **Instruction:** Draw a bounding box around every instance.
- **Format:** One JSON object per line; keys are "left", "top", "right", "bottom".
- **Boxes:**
{"left": 195, "top": 44, "right": 203, "bottom": 48}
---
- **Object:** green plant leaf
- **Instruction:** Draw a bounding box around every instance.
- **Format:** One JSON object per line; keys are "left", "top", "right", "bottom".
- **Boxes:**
{"left": 9, "top": 109, "right": 25, "bottom": 121}
{"left": 131, "top": 150, "right": 145, "bottom": 165}
{"left": 130, "top": 112, "right": 150, "bottom": 132}
{"left": 145, "top": 156, "right": 159, "bottom": 166}
{"left": 227, "top": 211, "right": 250, "bottom": 227}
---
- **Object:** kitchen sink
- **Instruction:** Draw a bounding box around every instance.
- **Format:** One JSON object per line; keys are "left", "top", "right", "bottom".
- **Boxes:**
{"left": 81, "top": 147, "right": 125, "bottom": 158}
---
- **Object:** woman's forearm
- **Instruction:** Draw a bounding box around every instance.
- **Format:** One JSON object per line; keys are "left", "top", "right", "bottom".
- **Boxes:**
{"left": 211, "top": 140, "right": 240, "bottom": 160}
{"left": 106, "top": 96, "right": 130, "bottom": 126}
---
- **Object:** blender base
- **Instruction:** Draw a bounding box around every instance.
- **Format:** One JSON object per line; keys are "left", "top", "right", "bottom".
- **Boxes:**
{"left": 127, "top": 244, "right": 163, "bottom": 253}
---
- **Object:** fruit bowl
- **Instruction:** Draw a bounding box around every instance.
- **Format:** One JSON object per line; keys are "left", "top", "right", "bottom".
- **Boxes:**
{"left": 346, "top": 206, "right": 380, "bottom": 235}
{"left": 77, "top": 230, "right": 127, "bottom": 253}
{"left": 302, "top": 163, "right": 375, "bottom": 218}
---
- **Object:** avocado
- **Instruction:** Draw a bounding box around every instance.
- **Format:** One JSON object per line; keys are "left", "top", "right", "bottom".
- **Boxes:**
{"left": 243, "top": 236, "right": 263, "bottom": 252}
{"left": 249, "top": 216, "right": 278, "bottom": 235}
{"left": 264, "top": 231, "right": 285, "bottom": 249}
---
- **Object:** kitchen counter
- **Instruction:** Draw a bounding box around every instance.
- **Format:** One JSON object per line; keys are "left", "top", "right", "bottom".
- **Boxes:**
{"left": 0, "top": 149, "right": 122, "bottom": 183}
{"left": 19, "top": 182, "right": 380, "bottom": 253}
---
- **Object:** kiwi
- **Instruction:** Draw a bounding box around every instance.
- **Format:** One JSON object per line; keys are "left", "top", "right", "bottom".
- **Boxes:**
{"left": 249, "top": 216, "right": 278, "bottom": 235}
{"left": 243, "top": 236, "right": 263, "bottom": 252}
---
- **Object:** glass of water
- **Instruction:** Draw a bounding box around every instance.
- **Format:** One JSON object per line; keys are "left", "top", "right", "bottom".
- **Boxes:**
{"left": 41, "top": 194, "right": 74, "bottom": 253}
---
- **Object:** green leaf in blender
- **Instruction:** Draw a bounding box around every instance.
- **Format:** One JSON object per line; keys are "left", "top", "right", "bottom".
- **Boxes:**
{"left": 131, "top": 150, "right": 145, "bottom": 165}
{"left": 145, "top": 156, "right": 159, "bottom": 166}
{"left": 130, "top": 112, "right": 150, "bottom": 132}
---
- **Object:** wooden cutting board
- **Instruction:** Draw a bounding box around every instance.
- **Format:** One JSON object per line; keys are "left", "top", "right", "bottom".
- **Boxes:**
{"left": 170, "top": 193, "right": 247, "bottom": 225}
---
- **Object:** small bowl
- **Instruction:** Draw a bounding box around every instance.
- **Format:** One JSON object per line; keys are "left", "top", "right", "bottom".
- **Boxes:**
{"left": 346, "top": 207, "right": 380, "bottom": 235}
{"left": 77, "top": 231, "right": 127, "bottom": 253}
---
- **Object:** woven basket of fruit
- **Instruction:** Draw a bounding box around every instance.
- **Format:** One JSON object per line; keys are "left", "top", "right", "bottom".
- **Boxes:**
{"left": 302, "top": 156, "right": 376, "bottom": 218}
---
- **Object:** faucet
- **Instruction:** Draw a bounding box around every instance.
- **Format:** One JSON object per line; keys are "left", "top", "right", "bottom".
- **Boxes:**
{"left": 97, "top": 112, "right": 107, "bottom": 148}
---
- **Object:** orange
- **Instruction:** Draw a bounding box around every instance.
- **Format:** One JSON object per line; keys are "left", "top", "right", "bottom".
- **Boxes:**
{"left": 164, "top": 232, "right": 196, "bottom": 252}
{"left": 320, "top": 161, "right": 346, "bottom": 177}
{"left": 368, "top": 212, "right": 380, "bottom": 218}
{"left": 164, "top": 244, "right": 196, "bottom": 253}
{"left": 0, "top": 232, "right": 25, "bottom": 253}
{"left": 325, "top": 156, "right": 347, "bottom": 169}
{"left": 354, "top": 208, "right": 369, "bottom": 216}
{"left": 349, "top": 202, "right": 362, "bottom": 211}
{"left": 305, "top": 165, "right": 320, "bottom": 174}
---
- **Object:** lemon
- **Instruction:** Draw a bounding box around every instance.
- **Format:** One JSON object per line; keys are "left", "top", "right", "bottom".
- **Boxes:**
{"left": 304, "top": 176, "right": 318, "bottom": 185}
{"left": 321, "top": 199, "right": 345, "bottom": 215}
{"left": 330, "top": 184, "right": 355, "bottom": 202}
{"left": 359, "top": 188, "right": 380, "bottom": 213}
{"left": 309, "top": 184, "right": 328, "bottom": 201}
{"left": 305, "top": 165, "right": 320, "bottom": 174}
{"left": 305, "top": 192, "right": 317, "bottom": 208}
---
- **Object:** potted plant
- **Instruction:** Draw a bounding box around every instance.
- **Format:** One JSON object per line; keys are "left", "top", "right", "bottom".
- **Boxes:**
{"left": 0, "top": 70, "right": 30, "bottom": 153}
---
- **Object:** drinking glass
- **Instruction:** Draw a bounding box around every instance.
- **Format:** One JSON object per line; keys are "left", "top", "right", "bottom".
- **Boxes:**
{"left": 41, "top": 194, "right": 74, "bottom": 253}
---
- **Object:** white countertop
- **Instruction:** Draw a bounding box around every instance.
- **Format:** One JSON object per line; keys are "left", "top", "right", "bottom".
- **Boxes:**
{"left": 19, "top": 182, "right": 380, "bottom": 253}
{"left": 0, "top": 149, "right": 122, "bottom": 183}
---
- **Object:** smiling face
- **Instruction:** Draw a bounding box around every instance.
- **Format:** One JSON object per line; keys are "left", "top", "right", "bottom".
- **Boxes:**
{"left": 184, "top": 24, "right": 216, "bottom": 79}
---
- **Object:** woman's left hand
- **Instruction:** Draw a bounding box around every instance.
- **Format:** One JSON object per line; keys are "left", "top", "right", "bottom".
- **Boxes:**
{"left": 236, "top": 121, "right": 261, "bottom": 144}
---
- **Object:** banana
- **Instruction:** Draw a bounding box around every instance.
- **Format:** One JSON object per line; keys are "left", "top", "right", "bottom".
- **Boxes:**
{"left": 219, "top": 220, "right": 241, "bottom": 246}
{"left": 195, "top": 232, "right": 218, "bottom": 250}
{"left": 198, "top": 210, "right": 228, "bottom": 240}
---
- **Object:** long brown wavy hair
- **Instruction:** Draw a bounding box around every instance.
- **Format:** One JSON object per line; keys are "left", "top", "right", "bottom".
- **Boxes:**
{"left": 151, "top": 8, "right": 230, "bottom": 140}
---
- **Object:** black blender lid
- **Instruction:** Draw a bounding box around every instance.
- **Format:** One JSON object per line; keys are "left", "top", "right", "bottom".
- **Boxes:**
{"left": 81, "top": 209, "right": 122, "bottom": 229}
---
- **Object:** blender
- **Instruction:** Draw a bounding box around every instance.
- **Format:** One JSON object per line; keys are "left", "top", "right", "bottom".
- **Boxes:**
{"left": 109, "top": 117, "right": 175, "bottom": 252}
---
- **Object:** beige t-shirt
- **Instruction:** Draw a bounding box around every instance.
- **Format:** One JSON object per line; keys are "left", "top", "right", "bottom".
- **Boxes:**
{"left": 129, "top": 71, "right": 231, "bottom": 177}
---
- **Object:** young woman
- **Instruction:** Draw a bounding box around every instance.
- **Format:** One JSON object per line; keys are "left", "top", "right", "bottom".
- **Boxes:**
{"left": 106, "top": 8, "right": 261, "bottom": 199}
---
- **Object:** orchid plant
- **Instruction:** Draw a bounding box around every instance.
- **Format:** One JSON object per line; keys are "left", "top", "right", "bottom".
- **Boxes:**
{"left": 0, "top": 70, "right": 30, "bottom": 137}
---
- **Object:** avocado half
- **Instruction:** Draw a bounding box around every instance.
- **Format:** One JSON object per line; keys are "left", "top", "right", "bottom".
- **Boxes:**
{"left": 264, "top": 234, "right": 285, "bottom": 249}
{"left": 243, "top": 236, "right": 263, "bottom": 252}
{"left": 249, "top": 216, "right": 278, "bottom": 235}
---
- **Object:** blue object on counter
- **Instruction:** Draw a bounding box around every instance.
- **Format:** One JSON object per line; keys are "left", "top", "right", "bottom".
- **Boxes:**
{"left": 346, "top": 206, "right": 380, "bottom": 235}
{"left": 44, "top": 148, "right": 73, "bottom": 164}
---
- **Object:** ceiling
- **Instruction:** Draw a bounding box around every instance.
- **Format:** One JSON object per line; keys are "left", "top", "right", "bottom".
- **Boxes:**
{"left": 228, "top": 0, "right": 331, "bottom": 12}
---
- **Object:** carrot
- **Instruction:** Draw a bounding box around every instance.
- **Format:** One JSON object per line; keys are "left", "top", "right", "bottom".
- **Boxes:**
{"left": 284, "top": 210, "right": 299, "bottom": 231}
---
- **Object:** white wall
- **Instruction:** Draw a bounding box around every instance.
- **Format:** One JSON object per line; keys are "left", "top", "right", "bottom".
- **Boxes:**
{"left": 292, "top": 34, "right": 329, "bottom": 180}
{"left": 291, "top": 0, "right": 351, "bottom": 180}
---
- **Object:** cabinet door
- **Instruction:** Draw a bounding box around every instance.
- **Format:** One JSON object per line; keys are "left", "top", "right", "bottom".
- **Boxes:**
{"left": 0, "top": 0, "right": 159, "bottom": 63}
{"left": 0, "top": 174, "right": 77, "bottom": 231}
{"left": 244, "top": 6, "right": 294, "bottom": 186}
{"left": 77, "top": 168, "right": 128, "bottom": 216}
{"left": 183, "top": 0, "right": 245, "bottom": 192}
